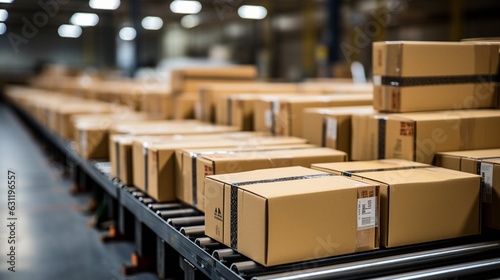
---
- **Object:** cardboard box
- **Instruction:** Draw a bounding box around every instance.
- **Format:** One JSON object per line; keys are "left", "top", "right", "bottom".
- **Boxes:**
{"left": 173, "top": 92, "right": 198, "bottom": 120}
{"left": 198, "top": 82, "right": 298, "bottom": 123}
{"left": 142, "top": 135, "right": 308, "bottom": 201}
{"left": 312, "top": 160, "right": 481, "bottom": 247}
{"left": 302, "top": 106, "right": 375, "bottom": 156}
{"left": 115, "top": 132, "right": 271, "bottom": 185}
{"left": 372, "top": 41, "right": 499, "bottom": 112}
{"left": 170, "top": 66, "right": 257, "bottom": 94}
{"left": 177, "top": 141, "right": 313, "bottom": 209}
{"left": 435, "top": 149, "right": 500, "bottom": 230}
{"left": 140, "top": 91, "right": 172, "bottom": 119}
{"left": 254, "top": 94, "right": 373, "bottom": 137}
{"left": 196, "top": 147, "right": 347, "bottom": 212}
{"left": 205, "top": 167, "right": 379, "bottom": 266}
{"left": 351, "top": 109, "right": 500, "bottom": 164}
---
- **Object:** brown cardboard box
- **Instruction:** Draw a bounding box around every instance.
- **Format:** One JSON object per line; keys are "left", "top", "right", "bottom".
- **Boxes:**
{"left": 140, "top": 91, "right": 172, "bottom": 119}
{"left": 205, "top": 167, "right": 379, "bottom": 266}
{"left": 298, "top": 82, "right": 373, "bottom": 94}
{"left": 198, "top": 82, "right": 298, "bottom": 123}
{"left": 177, "top": 141, "right": 313, "bottom": 209}
{"left": 119, "top": 132, "right": 270, "bottom": 186}
{"left": 302, "top": 106, "right": 375, "bottom": 156}
{"left": 172, "top": 92, "right": 198, "bottom": 119}
{"left": 351, "top": 109, "right": 500, "bottom": 164}
{"left": 312, "top": 160, "right": 481, "bottom": 248}
{"left": 254, "top": 94, "right": 373, "bottom": 137}
{"left": 170, "top": 66, "right": 257, "bottom": 94}
{"left": 435, "top": 149, "right": 500, "bottom": 230}
{"left": 372, "top": 41, "right": 499, "bottom": 112}
{"left": 197, "top": 147, "right": 347, "bottom": 212}
{"left": 110, "top": 119, "right": 201, "bottom": 135}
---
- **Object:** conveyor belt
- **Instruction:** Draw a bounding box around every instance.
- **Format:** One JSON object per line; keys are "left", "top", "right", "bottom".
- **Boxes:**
{"left": 8, "top": 99, "right": 500, "bottom": 280}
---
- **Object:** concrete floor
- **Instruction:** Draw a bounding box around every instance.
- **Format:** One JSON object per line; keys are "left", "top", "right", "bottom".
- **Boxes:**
{"left": 0, "top": 103, "right": 158, "bottom": 280}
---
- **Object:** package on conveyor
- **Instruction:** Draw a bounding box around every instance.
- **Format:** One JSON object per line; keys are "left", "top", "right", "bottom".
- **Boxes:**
{"left": 140, "top": 91, "right": 173, "bottom": 119}
{"left": 302, "top": 106, "right": 375, "bottom": 157}
{"left": 176, "top": 140, "right": 314, "bottom": 210}
{"left": 197, "top": 82, "right": 297, "bottom": 123}
{"left": 134, "top": 134, "right": 309, "bottom": 202}
{"left": 372, "top": 41, "right": 499, "bottom": 112}
{"left": 312, "top": 159, "right": 481, "bottom": 248}
{"left": 351, "top": 109, "right": 500, "bottom": 164}
{"left": 75, "top": 119, "right": 205, "bottom": 160}
{"left": 205, "top": 166, "right": 379, "bottom": 266}
{"left": 435, "top": 148, "right": 500, "bottom": 230}
{"left": 254, "top": 94, "right": 373, "bottom": 137}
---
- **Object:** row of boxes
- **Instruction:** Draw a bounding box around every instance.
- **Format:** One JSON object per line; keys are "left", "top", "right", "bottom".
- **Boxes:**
{"left": 205, "top": 160, "right": 481, "bottom": 266}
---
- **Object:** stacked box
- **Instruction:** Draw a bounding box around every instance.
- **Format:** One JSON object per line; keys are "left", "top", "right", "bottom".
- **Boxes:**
{"left": 205, "top": 166, "right": 379, "bottom": 266}
{"left": 373, "top": 41, "right": 498, "bottom": 112}
{"left": 312, "top": 159, "right": 481, "bottom": 247}
{"left": 435, "top": 149, "right": 500, "bottom": 230}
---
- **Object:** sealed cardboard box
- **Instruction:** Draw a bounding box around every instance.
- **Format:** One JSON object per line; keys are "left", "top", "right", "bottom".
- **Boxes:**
{"left": 351, "top": 109, "right": 500, "bottom": 164}
{"left": 140, "top": 91, "right": 172, "bottom": 119}
{"left": 205, "top": 167, "right": 379, "bottom": 266}
{"left": 177, "top": 141, "right": 312, "bottom": 209}
{"left": 196, "top": 147, "right": 347, "bottom": 212}
{"left": 312, "top": 160, "right": 481, "bottom": 248}
{"left": 373, "top": 41, "right": 498, "bottom": 112}
{"left": 254, "top": 94, "right": 373, "bottom": 137}
{"left": 435, "top": 149, "right": 500, "bottom": 230}
{"left": 198, "top": 82, "right": 298, "bottom": 123}
{"left": 302, "top": 106, "right": 375, "bottom": 156}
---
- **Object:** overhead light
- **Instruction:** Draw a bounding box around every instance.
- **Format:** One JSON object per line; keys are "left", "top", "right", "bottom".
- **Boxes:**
{"left": 0, "top": 23, "right": 6, "bottom": 35}
{"left": 141, "top": 16, "right": 163, "bottom": 30}
{"left": 70, "top": 12, "right": 99, "bottom": 27}
{"left": 0, "top": 9, "right": 8, "bottom": 21}
{"left": 238, "top": 5, "right": 267, "bottom": 20}
{"left": 0, "top": 0, "right": 14, "bottom": 3}
{"left": 170, "top": 0, "right": 201, "bottom": 14}
{"left": 89, "top": 0, "right": 120, "bottom": 10}
{"left": 58, "top": 24, "right": 82, "bottom": 38}
{"left": 119, "top": 27, "right": 136, "bottom": 41}
{"left": 180, "top": 15, "right": 199, "bottom": 28}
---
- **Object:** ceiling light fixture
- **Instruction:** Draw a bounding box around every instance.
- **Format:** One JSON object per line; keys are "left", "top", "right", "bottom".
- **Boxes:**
{"left": 58, "top": 24, "right": 82, "bottom": 38}
{"left": 238, "top": 5, "right": 267, "bottom": 20}
{"left": 170, "top": 0, "right": 202, "bottom": 14}
{"left": 180, "top": 15, "right": 200, "bottom": 28}
{"left": 119, "top": 26, "right": 136, "bottom": 41}
{"left": 0, "top": 9, "right": 8, "bottom": 21}
{"left": 70, "top": 12, "right": 99, "bottom": 27}
{"left": 89, "top": 0, "right": 120, "bottom": 10}
{"left": 0, "top": 23, "right": 6, "bottom": 35}
{"left": 0, "top": 0, "right": 14, "bottom": 3}
{"left": 141, "top": 16, "right": 163, "bottom": 30}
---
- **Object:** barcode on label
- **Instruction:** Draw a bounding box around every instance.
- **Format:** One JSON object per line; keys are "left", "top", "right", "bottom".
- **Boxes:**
{"left": 480, "top": 163, "right": 493, "bottom": 203}
{"left": 357, "top": 197, "right": 376, "bottom": 229}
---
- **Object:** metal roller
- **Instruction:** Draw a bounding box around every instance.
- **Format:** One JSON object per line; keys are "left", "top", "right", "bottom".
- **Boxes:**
{"left": 148, "top": 202, "right": 184, "bottom": 211}
{"left": 231, "top": 261, "right": 260, "bottom": 274}
{"left": 250, "top": 241, "right": 500, "bottom": 280}
{"left": 213, "top": 249, "right": 246, "bottom": 263}
{"left": 180, "top": 225, "right": 205, "bottom": 238}
{"left": 139, "top": 197, "right": 154, "bottom": 204}
{"left": 157, "top": 208, "right": 198, "bottom": 219}
{"left": 125, "top": 186, "right": 137, "bottom": 193}
{"left": 131, "top": 191, "right": 145, "bottom": 198}
{"left": 372, "top": 257, "right": 500, "bottom": 280}
{"left": 167, "top": 216, "right": 205, "bottom": 228}
{"left": 195, "top": 237, "right": 213, "bottom": 247}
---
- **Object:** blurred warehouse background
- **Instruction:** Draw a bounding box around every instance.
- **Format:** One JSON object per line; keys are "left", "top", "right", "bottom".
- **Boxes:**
{"left": 0, "top": 0, "right": 499, "bottom": 83}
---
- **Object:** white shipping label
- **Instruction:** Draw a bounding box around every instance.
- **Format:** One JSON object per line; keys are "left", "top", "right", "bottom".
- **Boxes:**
{"left": 481, "top": 163, "right": 493, "bottom": 203}
{"left": 357, "top": 197, "right": 376, "bottom": 229}
{"left": 326, "top": 117, "right": 338, "bottom": 141}
{"left": 264, "top": 110, "right": 273, "bottom": 129}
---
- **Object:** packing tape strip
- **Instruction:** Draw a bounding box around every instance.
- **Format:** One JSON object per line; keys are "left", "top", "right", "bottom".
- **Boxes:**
{"left": 379, "top": 74, "right": 498, "bottom": 87}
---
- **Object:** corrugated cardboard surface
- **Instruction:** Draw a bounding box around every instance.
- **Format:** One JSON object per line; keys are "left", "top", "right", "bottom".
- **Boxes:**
{"left": 435, "top": 149, "right": 500, "bottom": 230}
{"left": 312, "top": 160, "right": 481, "bottom": 248}
{"left": 177, "top": 142, "right": 313, "bottom": 210}
{"left": 372, "top": 41, "right": 499, "bottom": 112}
{"left": 302, "top": 106, "right": 375, "bottom": 156}
{"left": 351, "top": 109, "right": 500, "bottom": 164}
{"left": 205, "top": 168, "right": 379, "bottom": 266}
